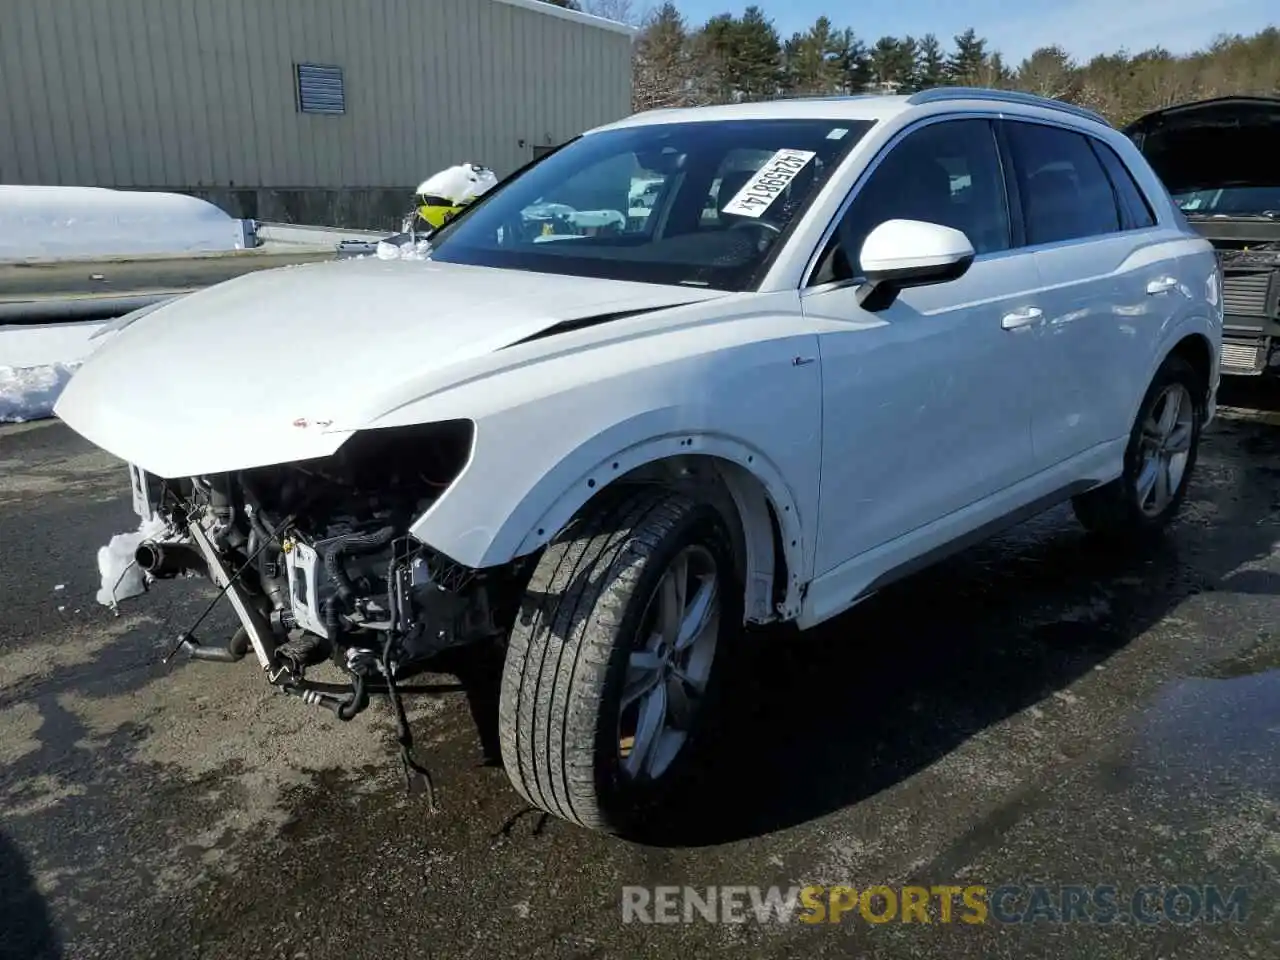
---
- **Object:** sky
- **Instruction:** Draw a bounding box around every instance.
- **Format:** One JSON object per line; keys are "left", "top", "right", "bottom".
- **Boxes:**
{"left": 669, "top": 0, "right": 1276, "bottom": 64}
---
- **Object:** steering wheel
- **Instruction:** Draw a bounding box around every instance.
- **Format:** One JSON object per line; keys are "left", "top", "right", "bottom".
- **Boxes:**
{"left": 728, "top": 217, "right": 784, "bottom": 236}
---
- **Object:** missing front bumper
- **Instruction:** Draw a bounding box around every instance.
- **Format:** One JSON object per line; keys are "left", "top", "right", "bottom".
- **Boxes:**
{"left": 186, "top": 522, "right": 278, "bottom": 671}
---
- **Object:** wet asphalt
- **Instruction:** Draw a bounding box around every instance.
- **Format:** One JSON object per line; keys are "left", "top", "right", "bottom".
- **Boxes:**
{"left": 2, "top": 383, "right": 1279, "bottom": 960}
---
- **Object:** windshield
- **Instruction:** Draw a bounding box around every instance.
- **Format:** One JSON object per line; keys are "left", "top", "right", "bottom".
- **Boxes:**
{"left": 426, "top": 118, "right": 875, "bottom": 291}
{"left": 1172, "top": 185, "right": 1280, "bottom": 217}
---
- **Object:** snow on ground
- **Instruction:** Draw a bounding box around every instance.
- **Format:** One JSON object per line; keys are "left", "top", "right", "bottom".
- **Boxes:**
{"left": 0, "top": 185, "right": 245, "bottom": 261}
{"left": 0, "top": 319, "right": 108, "bottom": 367}
{"left": 0, "top": 320, "right": 110, "bottom": 423}
{"left": 0, "top": 362, "right": 82, "bottom": 423}
{"left": 96, "top": 515, "right": 170, "bottom": 610}
{"left": 375, "top": 235, "right": 433, "bottom": 260}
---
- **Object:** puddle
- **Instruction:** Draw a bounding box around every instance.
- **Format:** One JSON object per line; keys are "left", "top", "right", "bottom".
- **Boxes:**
{"left": 1129, "top": 667, "right": 1280, "bottom": 796}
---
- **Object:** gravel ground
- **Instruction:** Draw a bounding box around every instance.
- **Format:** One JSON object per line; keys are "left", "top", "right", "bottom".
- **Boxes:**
{"left": 2, "top": 382, "right": 1278, "bottom": 960}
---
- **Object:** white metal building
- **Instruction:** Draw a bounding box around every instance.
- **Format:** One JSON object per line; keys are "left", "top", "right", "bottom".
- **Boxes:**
{"left": 0, "top": 0, "right": 635, "bottom": 227}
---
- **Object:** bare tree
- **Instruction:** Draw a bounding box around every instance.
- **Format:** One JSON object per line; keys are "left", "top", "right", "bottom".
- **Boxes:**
{"left": 582, "top": 0, "right": 640, "bottom": 25}
{"left": 632, "top": 2, "right": 695, "bottom": 111}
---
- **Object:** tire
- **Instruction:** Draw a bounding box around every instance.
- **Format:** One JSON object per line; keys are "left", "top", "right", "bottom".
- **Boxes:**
{"left": 497, "top": 486, "right": 739, "bottom": 837}
{"left": 1072, "top": 353, "right": 1204, "bottom": 538}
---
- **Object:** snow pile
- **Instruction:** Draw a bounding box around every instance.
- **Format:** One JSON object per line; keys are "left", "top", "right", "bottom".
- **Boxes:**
{"left": 1, "top": 319, "right": 108, "bottom": 367}
{"left": 0, "top": 361, "right": 82, "bottom": 423}
{"left": 96, "top": 515, "right": 169, "bottom": 610}
{"left": 0, "top": 185, "right": 245, "bottom": 261}
{"left": 0, "top": 319, "right": 112, "bottom": 423}
{"left": 375, "top": 236, "right": 433, "bottom": 261}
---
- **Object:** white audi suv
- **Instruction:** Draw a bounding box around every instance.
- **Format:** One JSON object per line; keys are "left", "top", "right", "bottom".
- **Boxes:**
{"left": 56, "top": 87, "right": 1222, "bottom": 838}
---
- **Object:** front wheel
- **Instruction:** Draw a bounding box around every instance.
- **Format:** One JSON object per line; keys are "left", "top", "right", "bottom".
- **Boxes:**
{"left": 1072, "top": 353, "right": 1204, "bottom": 538}
{"left": 497, "top": 487, "right": 739, "bottom": 837}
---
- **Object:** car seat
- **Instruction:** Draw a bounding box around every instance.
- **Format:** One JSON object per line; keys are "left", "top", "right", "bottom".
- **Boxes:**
{"left": 1023, "top": 167, "right": 1084, "bottom": 244}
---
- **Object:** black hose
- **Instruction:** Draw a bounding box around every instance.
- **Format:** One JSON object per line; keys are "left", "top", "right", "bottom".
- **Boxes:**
{"left": 321, "top": 525, "right": 397, "bottom": 636}
{"left": 285, "top": 678, "right": 465, "bottom": 696}
{"left": 248, "top": 507, "right": 273, "bottom": 548}
{"left": 382, "top": 630, "right": 437, "bottom": 809}
{"left": 323, "top": 526, "right": 397, "bottom": 601}
{"left": 336, "top": 671, "right": 369, "bottom": 721}
{"left": 135, "top": 541, "right": 206, "bottom": 578}
{"left": 177, "top": 627, "right": 250, "bottom": 663}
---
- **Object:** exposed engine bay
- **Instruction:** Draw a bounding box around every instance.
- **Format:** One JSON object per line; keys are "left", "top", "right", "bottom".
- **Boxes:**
{"left": 1216, "top": 238, "right": 1280, "bottom": 268}
{"left": 1194, "top": 225, "right": 1280, "bottom": 374}
{"left": 124, "top": 421, "right": 533, "bottom": 799}
{"left": 1122, "top": 95, "right": 1280, "bottom": 375}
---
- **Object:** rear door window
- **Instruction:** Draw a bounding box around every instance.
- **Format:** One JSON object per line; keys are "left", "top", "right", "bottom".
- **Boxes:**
{"left": 1004, "top": 121, "right": 1121, "bottom": 245}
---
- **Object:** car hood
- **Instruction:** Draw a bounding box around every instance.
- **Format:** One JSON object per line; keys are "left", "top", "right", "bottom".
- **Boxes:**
{"left": 1123, "top": 96, "right": 1280, "bottom": 194}
{"left": 54, "top": 257, "right": 721, "bottom": 478}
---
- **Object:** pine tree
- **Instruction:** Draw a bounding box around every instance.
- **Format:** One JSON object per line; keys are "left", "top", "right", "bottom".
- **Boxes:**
{"left": 1015, "top": 46, "right": 1079, "bottom": 100}
{"left": 693, "top": 14, "right": 739, "bottom": 103}
{"left": 946, "top": 28, "right": 988, "bottom": 85}
{"left": 868, "top": 37, "right": 917, "bottom": 92}
{"left": 783, "top": 16, "right": 844, "bottom": 95}
{"left": 734, "top": 6, "right": 784, "bottom": 100}
{"left": 916, "top": 33, "right": 948, "bottom": 89}
{"left": 835, "top": 30, "right": 871, "bottom": 94}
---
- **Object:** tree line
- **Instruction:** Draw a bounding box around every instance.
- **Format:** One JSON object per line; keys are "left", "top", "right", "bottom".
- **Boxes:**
{"left": 539, "top": 0, "right": 1280, "bottom": 127}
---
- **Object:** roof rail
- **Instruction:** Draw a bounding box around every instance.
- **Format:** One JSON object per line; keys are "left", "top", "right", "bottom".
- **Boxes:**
{"left": 907, "top": 87, "right": 1110, "bottom": 126}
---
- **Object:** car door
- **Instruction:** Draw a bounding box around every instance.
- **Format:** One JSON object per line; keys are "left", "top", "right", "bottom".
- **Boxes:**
{"left": 998, "top": 119, "right": 1176, "bottom": 468}
{"left": 800, "top": 117, "right": 1043, "bottom": 578}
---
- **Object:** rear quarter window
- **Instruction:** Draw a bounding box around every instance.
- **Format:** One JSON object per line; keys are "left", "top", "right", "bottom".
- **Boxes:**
{"left": 1090, "top": 141, "right": 1157, "bottom": 229}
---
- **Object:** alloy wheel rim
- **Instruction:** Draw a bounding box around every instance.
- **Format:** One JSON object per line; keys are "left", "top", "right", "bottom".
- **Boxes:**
{"left": 618, "top": 544, "right": 721, "bottom": 782}
{"left": 1135, "top": 382, "right": 1195, "bottom": 517}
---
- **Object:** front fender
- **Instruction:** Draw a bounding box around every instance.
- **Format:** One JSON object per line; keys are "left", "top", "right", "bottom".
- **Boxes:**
{"left": 401, "top": 313, "right": 824, "bottom": 583}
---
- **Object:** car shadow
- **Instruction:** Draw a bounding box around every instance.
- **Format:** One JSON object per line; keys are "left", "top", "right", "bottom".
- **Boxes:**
{"left": 325, "top": 381, "right": 1278, "bottom": 850}
{"left": 426, "top": 403, "right": 1280, "bottom": 847}
{"left": 639, "top": 409, "right": 1280, "bottom": 846}
{"left": 0, "top": 830, "right": 63, "bottom": 960}
{"left": 1218, "top": 374, "right": 1280, "bottom": 414}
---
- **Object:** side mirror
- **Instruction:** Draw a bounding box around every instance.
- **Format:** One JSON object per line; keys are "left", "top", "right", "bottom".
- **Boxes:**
{"left": 856, "top": 219, "right": 975, "bottom": 310}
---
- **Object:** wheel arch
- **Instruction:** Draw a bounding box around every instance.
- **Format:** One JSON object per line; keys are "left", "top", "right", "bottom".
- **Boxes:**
{"left": 1166, "top": 331, "right": 1215, "bottom": 406}
{"left": 519, "top": 441, "right": 805, "bottom": 624}
{"left": 1139, "top": 307, "right": 1218, "bottom": 419}
{"left": 411, "top": 430, "right": 808, "bottom": 625}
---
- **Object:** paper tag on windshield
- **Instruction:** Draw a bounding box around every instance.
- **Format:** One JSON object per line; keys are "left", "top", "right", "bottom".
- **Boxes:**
{"left": 720, "top": 149, "right": 817, "bottom": 218}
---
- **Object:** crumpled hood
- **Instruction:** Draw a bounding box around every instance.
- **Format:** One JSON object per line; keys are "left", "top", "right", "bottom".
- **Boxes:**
{"left": 54, "top": 256, "right": 719, "bottom": 478}
{"left": 1124, "top": 96, "right": 1280, "bottom": 194}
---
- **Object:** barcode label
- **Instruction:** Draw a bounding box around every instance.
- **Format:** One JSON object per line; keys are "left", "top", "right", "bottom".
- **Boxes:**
{"left": 720, "top": 150, "right": 817, "bottom": 218}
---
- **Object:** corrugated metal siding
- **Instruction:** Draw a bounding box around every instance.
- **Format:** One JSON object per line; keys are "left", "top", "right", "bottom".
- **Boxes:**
{"left": 0, "top": 0, "right": 633, "bottom": 188}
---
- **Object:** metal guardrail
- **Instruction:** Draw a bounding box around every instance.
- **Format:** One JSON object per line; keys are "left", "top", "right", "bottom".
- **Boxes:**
{"left": 0, "top": 245, "right": 352, "bottom": 324}
{"left": 0, "top": 291, "right": 189, "bottom": 324}
{"left": 254, "top": 221, "right": 388, "bottom": 247}
{"left": 0, "top": 221, "right": 395, "bottom": 323}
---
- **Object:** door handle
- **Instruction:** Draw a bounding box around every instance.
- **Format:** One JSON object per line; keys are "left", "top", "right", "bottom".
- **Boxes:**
{"left": 1001, "top": 306, "right": 1043, "bottom": 330}
{"left": 1146, "top": 276, "right": 1178, "bottom": 295}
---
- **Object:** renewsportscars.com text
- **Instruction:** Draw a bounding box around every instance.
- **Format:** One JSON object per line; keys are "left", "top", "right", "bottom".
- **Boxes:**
{"left": 620, "top": 883, "right": 1250, "bottom": 926}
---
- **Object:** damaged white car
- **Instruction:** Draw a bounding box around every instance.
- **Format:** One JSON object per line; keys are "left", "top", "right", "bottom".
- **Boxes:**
{"left": 56, "top": 88, "right": 1221, "bottom": 838}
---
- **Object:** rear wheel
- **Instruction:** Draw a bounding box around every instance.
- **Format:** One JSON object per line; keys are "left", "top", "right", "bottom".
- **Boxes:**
{"left": 497, "top": 487, "right": 738, "bottom": 836}
{"left": 1072, "top": 354, "right": 1203, "bottom": 538}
